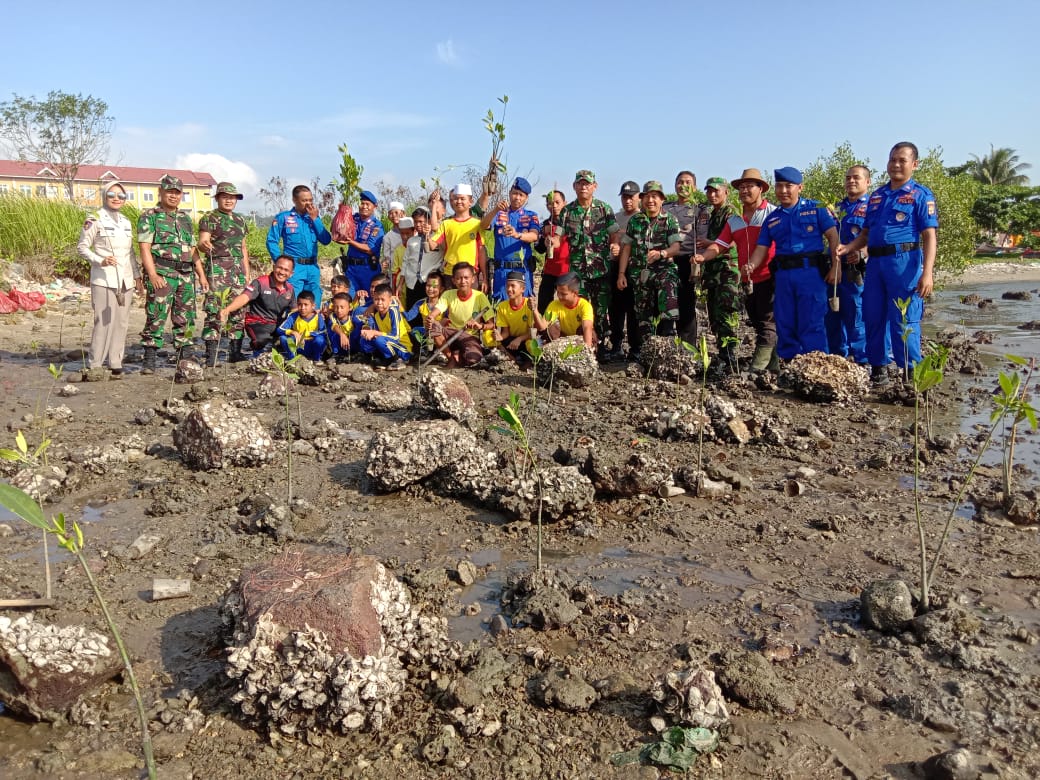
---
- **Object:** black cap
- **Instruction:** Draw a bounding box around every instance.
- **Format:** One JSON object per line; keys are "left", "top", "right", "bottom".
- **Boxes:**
{"left": 619, "top": 180, "right": 640, "bottom": 196}
{"left": 506, "top": 270, "right": 526, "bottom": 282}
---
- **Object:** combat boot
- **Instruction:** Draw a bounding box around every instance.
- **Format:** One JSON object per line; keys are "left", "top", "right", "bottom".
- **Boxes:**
{"left": 228, "top": 338, "right": 248, "bottom": 363}
{"left": 204, "top": 340, "right": 218, "bottom": 368}
{"left": 141, "top": 346, "right": 157, "bottom": 375}
{"left": 766, "top": 349, "right": 780, "bottom": 373}
{"left": 749, "top": 345, "right": 772, "bottom": 373}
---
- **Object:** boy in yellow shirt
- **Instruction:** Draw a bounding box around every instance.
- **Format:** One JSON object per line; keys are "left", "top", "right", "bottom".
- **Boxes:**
{"left": 359, "top": 283, "right": 412, "bottom": 371}
{"left": 430, "top": 262, "right": 494, "bottom": 367}
{"left": 324, "top": 292, "right": 354, "bottom": 363}
{"left": 494, "top": 270, "right": 540, "bottom": 364}
{"left": 427, "top": 183, "right": 487, "bottom": 289}
{"left": 541, "top": 272, "right": 596, "bottom": 350}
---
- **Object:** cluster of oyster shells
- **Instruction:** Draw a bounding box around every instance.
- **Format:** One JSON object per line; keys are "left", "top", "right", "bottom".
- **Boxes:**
{"left": 650, "top": 667, "right": 730, "bottom": 730}
{"left": 0, "top": 614, "right": 112, "bottom": 674}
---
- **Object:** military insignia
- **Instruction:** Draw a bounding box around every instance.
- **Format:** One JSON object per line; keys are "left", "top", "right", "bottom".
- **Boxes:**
{"left": 896, "top": 213, "right": 906, "bottom": 222}
{"left": 854, "top": 205, "right": 867, "bottom": 216}
{"left": 927, "top": 201, "right": 936, "bottom": 216}
{"left": 83, "top": 219, "right": 95, "bottom": 229}
{"left": 806, "top": 225, "right": 814, "bottom": 232}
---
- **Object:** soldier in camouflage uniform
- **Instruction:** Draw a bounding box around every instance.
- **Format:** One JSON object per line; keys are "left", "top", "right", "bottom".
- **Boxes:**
{"left": 663, "top": 171, "right": 710, "bottom": 344}
{"left": 617, "top": 181, "right": 682, "bottom": 345}
{"left": 690, "top": 177, "right": 740, "bottom": 374}
{"left": 199, "top": 182, "right": 251, "bottom": 366}
{"left": 555, "top": 170, "right": 618, "bottom": 358}
{"left": 138, "top": 174, "right": 207, "bottom": 373}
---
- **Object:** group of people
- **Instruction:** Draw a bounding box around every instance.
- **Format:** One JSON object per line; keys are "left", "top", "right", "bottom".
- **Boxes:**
{"left": 76, "top": 141, "right": 937, "bottom": 385}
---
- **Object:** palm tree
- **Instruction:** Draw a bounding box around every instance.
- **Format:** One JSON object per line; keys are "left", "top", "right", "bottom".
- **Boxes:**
{"left": 966, "top": 145, "right": 1032, "bottom": 186}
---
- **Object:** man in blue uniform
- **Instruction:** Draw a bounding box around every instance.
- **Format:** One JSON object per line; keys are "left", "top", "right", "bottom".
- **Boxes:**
{"left": 266, "top": 185, "right": 332, "bottom": 306}
{"left": 826, "top": 165, "right": 871, "bottom": 363}
{"left": 480, "top": 177, "right": 541, "bottom": 301}
{"left": 837, "top": 142, "right": 938, "bottom": 384}
{"left": 338, "top": 189, "right": 385, "bottom": 299}
{"left": 745, "top": 167, "right": 839, "bottom": 361}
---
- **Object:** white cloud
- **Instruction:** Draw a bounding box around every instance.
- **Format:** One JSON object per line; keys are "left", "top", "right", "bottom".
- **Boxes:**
{"left": 436, "top": 39, "right": 459, "bottom": 66}
{"left": 174, "top": 153, "right": 260, "bottom": 195}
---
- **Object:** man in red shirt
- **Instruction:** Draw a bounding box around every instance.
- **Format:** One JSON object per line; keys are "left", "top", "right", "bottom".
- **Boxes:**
{"left": 220, "top": 256, "right": 296, "bottom": 357}
{"left": 694, "top": 168, "right": 778, "bottom": 372}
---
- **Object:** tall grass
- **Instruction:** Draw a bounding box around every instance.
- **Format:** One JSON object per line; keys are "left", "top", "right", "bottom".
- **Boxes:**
{"left": 0, "top": 195, "right": 89, "bottom": 282}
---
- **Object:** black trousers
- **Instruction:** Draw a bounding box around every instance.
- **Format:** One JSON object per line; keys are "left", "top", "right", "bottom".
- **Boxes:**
{"left": 677, "top": 254, "right": 697, "bottom": 343}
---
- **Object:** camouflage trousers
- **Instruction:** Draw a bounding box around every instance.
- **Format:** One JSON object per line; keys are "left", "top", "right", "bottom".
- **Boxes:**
{"left": 577, "top": 274, "right": 612, "bottom": 344}
{"left": 141, "top": 269, "right": 196, "bottom": 349}
{"left": 703, "top": 254, "right": 741, "bottom": 349}
{"left": 202, "top": 264, "right": 245, "bottom": 341}
{"left": 634, "top": 261, "right": 679, "bottom": 339}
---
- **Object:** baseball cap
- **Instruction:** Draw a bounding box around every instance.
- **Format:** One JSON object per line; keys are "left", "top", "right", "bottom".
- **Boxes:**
{"left": 705, "top": 177, "right": 728, "bottom": 191}
{"left": 619, "top": 180, "right": 640, "bottom": 196}
{"left": 158, "top": 174, "right": 183, "bottom": 192}
{"left": 574, "top": 169, "right": 596, "bottom": 183}
{"left": 642, "top": 180, "right": 666, "bottom": 197}
{"left": 213, "top": 181, "right": 243, "bottom": 200}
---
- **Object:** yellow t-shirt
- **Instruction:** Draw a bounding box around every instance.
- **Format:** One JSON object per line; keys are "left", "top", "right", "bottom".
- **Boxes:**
{"left": 435, "top": 216, "right": 483, "bottom": 276}
{"left": 435, "top": 289, "right": 496, "bottom": 347}
{"left": 544, "top": 297, "right": 594, "bottom": 337}
{"left": 495, "top": 299, "right": 537, "bottom": 339}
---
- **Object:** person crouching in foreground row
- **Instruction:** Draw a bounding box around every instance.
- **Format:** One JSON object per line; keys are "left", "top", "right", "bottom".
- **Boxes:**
{"left": 277, "top": 290, "right": 327, "bottom": 361}
{"left": 220, "top": 256, "right": 295, "bottom": 357}
{"left": 428, "top": 262, "right": 495, "bottom": 367}
{"left": 359, "top": 283, "right": 412, "bottom": 370}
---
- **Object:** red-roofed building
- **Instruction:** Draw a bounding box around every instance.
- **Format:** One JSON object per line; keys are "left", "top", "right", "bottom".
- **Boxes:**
{"left": 0, "top": 160, "right": 217, "bottom": 219}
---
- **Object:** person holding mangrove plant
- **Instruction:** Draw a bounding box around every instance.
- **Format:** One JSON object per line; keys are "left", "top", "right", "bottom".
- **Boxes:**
{"left": 76, "top": 180, "right": 142, "bottom": 380}
{"left": 199, "top": 181, "right": 251, "bottom": 367}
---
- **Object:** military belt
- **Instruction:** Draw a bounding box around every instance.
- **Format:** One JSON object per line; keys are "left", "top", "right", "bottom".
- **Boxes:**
{"left": 868, "top": 242, "right": 919, "bottom": 258}
{"left": 771, "top": 252, "right": 828, "bottom": 271}
{"left": 155, "top": 258, "right": 194, "bottom": 273}
{"left": 291, "top": 256, "right": 317, "bottom": 265}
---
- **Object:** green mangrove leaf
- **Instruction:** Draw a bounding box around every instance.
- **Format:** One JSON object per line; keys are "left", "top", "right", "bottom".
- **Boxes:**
{"left": 0, "top": 483, "right": 46, "bottom": 528}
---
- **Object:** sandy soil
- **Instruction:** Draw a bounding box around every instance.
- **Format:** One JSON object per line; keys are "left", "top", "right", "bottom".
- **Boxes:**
{"left": 0, "top": 268, "right": 1038, "bottom": 780}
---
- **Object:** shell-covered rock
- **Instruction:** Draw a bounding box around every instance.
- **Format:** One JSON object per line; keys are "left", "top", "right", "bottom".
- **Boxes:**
{"left": 173, "top": 401, "right": 275, "bottom": 470}
{"left": 416, "top": 369, "right": 475, "bottom": 425}
{"left": 0, "top": 614, "right": 120, "bottom": 722}
{"left": 637, "top": 335, "right": 700, "bottom": 382}
{"left": 650, "top": 668, "right": 730, "bottom": 729}
{"left": 222, "top": 551, "right": 459, "bottom": 738}
{"left": 535, "top": 336, "right": 599, "bottom": 388}
{"left": 365, "top": 419, "right": 477, "bottom": 492}
{"left": 779, "top": 352, "right": 868, "bottom": 403}
{"left": 498, "top": 465, "right": 595, "bottom": 521}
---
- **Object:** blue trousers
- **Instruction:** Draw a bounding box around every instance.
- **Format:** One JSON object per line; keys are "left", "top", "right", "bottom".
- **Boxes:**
{"left": 344, "top": 261, "right": 379, "bottom": 301}
{"left": 825, "top": 277, "right": 868, "bottom": 362}
{"left": 774, "top": 265, "right": 828, "bottom": 360}
{"left": 863, "top": 252, "right": 923, "bottom": 368}
{"left": 360, "top": 334, "right": 411, "bottom": 361}
{"left": 288, "top": 263, "right": 322, "bottom": 307}
{"left": 280, "top": 332, "right": 326, "bottom": 362}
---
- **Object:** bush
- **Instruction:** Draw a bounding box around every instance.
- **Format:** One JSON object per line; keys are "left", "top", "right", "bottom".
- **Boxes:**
{"left": 0, "top": 194, "right": 89, "bottom": 282}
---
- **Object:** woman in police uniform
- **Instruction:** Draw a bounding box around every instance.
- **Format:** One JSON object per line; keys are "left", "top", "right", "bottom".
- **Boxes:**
{"left": 77, "top": 180, "right": 142, "bottom": 379}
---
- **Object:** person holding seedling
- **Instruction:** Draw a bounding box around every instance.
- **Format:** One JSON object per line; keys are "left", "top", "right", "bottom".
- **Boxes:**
{"left": 199, "top": 181, "right": 250, "bottom": 366}
{"left": 481, "top": 177, "right": 541, "bottom": 302}
{"left": 494, "top": 270, "right": 540, "bottom": 364}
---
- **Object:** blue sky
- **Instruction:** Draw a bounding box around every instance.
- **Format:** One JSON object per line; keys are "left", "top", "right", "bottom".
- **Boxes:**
{"left": 2, "top": 0, "right": 1037, "bottom": 214}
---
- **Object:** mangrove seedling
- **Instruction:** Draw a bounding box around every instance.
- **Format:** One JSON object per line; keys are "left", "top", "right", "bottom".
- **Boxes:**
{"left": 493, "top": 391, "right": 546, "bottom": 570}
{"left": 909, "top": 346, "right": 945, "bottom": 610}
{"left": 0, "top": 430, "right": 53, "bottom": 599}
{"left": 992, "top": 355, "right": 1037, "bottom": 501}
{"left": 261, "top": 349, "right": 302, "bottom": 503}
{"left": 0, "top": 481, "right": 156, "bottom": 779}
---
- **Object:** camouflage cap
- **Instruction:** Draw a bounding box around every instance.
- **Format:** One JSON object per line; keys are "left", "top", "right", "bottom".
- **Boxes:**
{"left": 574, "top": 169, "right": 596, "bottom": 183}
{"left": 705, "top": 177, "right": 729, "bottom": 191}
{"left": 158, "top": 174, "right": 183, "bottom": 192}
{"left": 214, "top": 181, "right": 244, "bottom": 200}
{"left": 642, "top": 180, "right": 666, "bottom": 197}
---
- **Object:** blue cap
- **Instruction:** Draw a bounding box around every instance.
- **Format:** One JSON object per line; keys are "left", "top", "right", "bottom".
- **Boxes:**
{"left": 774, "top": 167, "right": 803, "bottom": 185}
{"left": 360, "top": 189, "right": 378, "bottom": 204}
{"left": 511, "top": 177, "right": 532, "bottom": 195}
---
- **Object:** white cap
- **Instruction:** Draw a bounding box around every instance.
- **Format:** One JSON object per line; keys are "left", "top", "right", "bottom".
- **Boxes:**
{"left": 398, "top": 217, "right": 414, "bottom": 229}
{"left": 388, "top": 200, "right": 405, "bottom": 212}
{"left": 451, "top": 183, "right": 473, "bottom": 197}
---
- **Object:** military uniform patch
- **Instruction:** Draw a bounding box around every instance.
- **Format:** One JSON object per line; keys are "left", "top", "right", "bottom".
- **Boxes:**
{"left": 927, "top": 201, "right": 936, "bottom": 216}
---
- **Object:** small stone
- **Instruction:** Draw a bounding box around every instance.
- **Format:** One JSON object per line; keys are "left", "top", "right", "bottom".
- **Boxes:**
{"left": 921, "top": 747, "right": 978, "bottom": 780}
{"left": 489, "top": 615, "right": 510, "bottom": 636}
{"left": 58, "top": 384, "right": 79, "bottom": 397}
{"left": 152, "top": 578, "right": 191, "bottom": 601}
{"left": 456, "top": 560, "right": 477, "bottom": 586}
{"left": 128, "top": 534, "right": 162, "bottom": 559}
{"left": 861, "top": 580, "right": 915, "bottom": 632}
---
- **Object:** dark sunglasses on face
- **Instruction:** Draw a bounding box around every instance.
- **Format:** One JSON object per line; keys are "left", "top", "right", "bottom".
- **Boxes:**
{"left": 106, "top": 192, "right": 127, "bottom": 200}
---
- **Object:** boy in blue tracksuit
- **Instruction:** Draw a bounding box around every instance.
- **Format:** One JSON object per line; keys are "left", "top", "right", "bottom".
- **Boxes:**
{"left": 277, "top": 290, "right": 327, "bottom": 361}
{"left": 359, "top": 283, "right": 412, "bottom": 370}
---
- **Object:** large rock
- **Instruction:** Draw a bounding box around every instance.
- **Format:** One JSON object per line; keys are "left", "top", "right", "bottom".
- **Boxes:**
{"left": 498, "top": 465, "right": 595, "bottom": 521}
{"left": 416, "top": 369, "right": 475, "bottom": 425}
{"left": 173, "top": 402, "right": 275, "bottom": 470}
{"left": 861, "top": 579, "right": 915, "bottom": 631}
{"left": 637, "top": 335, "right": 700, "bottom": 382}
{"left": 779, "top": 352, "right": 869, "bottom": 403}
{"left": 363, "top": 388, "right": 414, "bottom": 413}
{"left": 0, "top": 614, "right": 120, "bottom": 722}
{"left": 580, "top": 449, "right": 673, "bottom": 498}
{"left": 365, "top": 419, "right": 477, "bottom": 492}
{"left": 535, "top": 336, "right": 599, "bottom": 388}
{"left": 223, "top": 551, "right": 458, "bottom": 737}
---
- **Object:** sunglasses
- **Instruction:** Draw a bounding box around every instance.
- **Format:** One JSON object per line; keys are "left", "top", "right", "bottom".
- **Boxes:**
{"left": 106, "top": 193, "right": 128, "bottom": 200}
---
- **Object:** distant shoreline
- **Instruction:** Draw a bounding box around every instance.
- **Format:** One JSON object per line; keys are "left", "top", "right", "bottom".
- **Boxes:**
{"left": 943, "top": 261, "right": 1040, "bottom": 285}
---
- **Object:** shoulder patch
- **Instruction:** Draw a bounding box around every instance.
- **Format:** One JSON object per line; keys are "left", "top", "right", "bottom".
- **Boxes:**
{"left": 83, "top": 218, "right": 95, "bottom": 229}
{"left": 927, "top": 201, "right": 936, "bottom": 216}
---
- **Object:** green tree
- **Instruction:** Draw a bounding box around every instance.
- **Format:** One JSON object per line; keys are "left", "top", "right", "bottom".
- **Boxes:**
{"left": 0, "top": 91, "right": 114, "bottom": 201}
{"left": 801, "top": 141, "right": 877, "bottom": 208}
{"left": 971, "top": 185, "right": 1040, "bottom": 244}
{"left": 965, "top": 145, "right": 1031, "bottom": 186}
{"left": 916, "top": 148, "right": 979, "bottom": 276}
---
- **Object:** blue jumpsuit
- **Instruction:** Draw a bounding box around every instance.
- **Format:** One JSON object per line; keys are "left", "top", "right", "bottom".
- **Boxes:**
{"left": 266, "top": 209, "right": 332, "bottom": 306}
{"left": 276, "top": 311, "right": 328, "bottom": 361}
{"left": 489, "top": 207, "right": 540, "bottom": 301}
{"left": 340, "top": 215, "right": 385, "bottom": 300}
{"left": 862, "top": 179, "right": 938, "bottom": 368}
{"left": 826, "top": 194, "right": 869, "bottom": 362}
{"left": 757, "top": 198, "right": 836, "bottom": 360}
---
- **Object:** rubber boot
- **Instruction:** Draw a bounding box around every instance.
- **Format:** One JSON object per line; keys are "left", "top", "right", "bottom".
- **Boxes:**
{"left": 229, "top": 338, "right": 248, "bottom": 363}
{"left": 766, "top": 348, "right": 780, "bottom": 373}
{"left": 749, "top": 345, "right": 772, "bottom": 373}
{"left": 204, "top": 340, "right": 218, "bottom": 368}
{"left": 141, "top": 346, "right": 157, "bottom": 375}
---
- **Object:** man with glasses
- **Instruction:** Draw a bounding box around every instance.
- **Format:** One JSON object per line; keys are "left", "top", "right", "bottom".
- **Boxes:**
{"left": 199, "top": 182, "right": 251, "bottom": 366}
{"left": 554, "top": 170, "right": 618, "bottom": 359}
{"left": 138, "top": 174, "right": 207, "bottom": 374}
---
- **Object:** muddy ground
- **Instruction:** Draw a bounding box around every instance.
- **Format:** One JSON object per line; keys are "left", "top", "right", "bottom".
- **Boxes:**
{"left": 0, "top": 270, "right": 1038, "bottom": 780}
